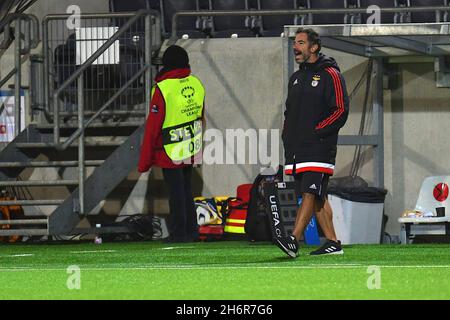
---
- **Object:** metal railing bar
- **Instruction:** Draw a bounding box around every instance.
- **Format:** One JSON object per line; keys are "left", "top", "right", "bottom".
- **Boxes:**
{"left": 0, "top": 52, "right": 35, "bottom": 86}
{"left": 14, "top": 21, "right": 22, "bottom": 137}
{"left": 78, "top": 75, "right": 85, "bottom": 214}
{"left": 58, "top": 65, "right": 149, "bottom": 150}
{"left": 0, "top": 24, "right": 12, "bottom": 49}
{"left": 23, "top": 19, "right": 31, "bottom": 54}
{"left": 0, "top": 160, "right": 104, "bottom": 168}
{"left": 0, "top": 219, "right": 48, "bottom": 225}
{"left": 0, "top": 68, "right": 17, "bottom": 88}
{"left": 145, "top": 14, "right": 152, "bottom": 119}
{"left": 43, "top": 12, "right": 154, "bottom": 21}
{"left": 57, "top": 110, "right": 146, "bottom": 116}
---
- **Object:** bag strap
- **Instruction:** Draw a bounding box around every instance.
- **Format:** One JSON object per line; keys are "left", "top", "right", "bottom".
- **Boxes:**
{"left": 227, "top": 198, "right": 249, "bottom": 210}
{"left": 218, "top": 197, "right": 236, "bottom": 219}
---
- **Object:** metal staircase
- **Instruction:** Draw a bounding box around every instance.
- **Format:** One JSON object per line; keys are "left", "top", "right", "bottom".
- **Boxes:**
{"left": 0, "top": 10, "right": 161, "bottom": 238}
{"left": 0, "top": 122, "right": 144, "bottom": 236}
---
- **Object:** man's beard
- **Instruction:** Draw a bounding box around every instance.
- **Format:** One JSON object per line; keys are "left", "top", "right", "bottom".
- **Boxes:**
{"left": 294, "top": 50, "right": 311, "bottom": 64}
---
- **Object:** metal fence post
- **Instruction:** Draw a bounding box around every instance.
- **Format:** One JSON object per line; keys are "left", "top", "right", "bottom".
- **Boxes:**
{"left": 14, "top": 18, "right": 22, "bottom": 138}
{"left": 373, "top": 58, "right": 385, "bottom": 189}
{"left": 145, "top": 13, "right": 152, "bottom": 119}
{"left": 78, "top": 75, "right": 85, "bottom": 215}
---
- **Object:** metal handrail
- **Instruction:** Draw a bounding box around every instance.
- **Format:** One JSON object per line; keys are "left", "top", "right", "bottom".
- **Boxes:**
{"left": 0, "top": 13, "right": 39, "bottom": 50}
{"left": 59, "top": 65, "right": 149, "bottom": 150}
{"left": 0, "top": 13, "right": 40, "bottom": 138}
{"left": 0, "top": 24, "right": 13, "bottom": 49}
{"left": 0, "top": 68, "right": 17, "bottom": 88}
{"left": 171, "top": 6, "right": 450, "bottom": 40}
{"left": 49, "top": 9, "right": 160, "bottom": 146}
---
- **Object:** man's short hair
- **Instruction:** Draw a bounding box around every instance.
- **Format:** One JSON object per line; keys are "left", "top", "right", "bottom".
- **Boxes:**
{"left": 295, "top": 27, "right": 321, "bottom": 54}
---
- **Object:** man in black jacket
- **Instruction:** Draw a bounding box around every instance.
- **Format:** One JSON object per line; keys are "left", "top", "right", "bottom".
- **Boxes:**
{"left": 276, "top": 28, "right": 349, "bottom": 258}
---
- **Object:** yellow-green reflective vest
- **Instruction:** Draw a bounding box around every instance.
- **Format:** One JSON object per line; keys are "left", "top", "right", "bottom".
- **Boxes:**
{"left": 157, "top": 75, "right": 205, "bottom": 161}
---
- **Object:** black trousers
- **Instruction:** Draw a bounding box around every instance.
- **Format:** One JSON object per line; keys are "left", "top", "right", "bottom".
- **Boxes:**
{"left": 162, "top": 166, "right": 197, "bottom": 240}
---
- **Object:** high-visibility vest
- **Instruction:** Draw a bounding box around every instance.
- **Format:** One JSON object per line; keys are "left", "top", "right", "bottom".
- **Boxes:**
{"left": 157, "top": 75, "right": 205, "bottom": 162}
{"left": 224, "top": 200, "right": 247, "bottom": 234}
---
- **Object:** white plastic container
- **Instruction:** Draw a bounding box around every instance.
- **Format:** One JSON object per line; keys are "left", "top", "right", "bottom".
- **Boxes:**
{"left": 328, "top": 194, "right": 384, "bottom": 244}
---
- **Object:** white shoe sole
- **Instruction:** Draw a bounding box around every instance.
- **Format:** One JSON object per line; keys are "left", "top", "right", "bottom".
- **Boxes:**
{"left": 276, "top": 239, "right": 298, "bottom": 258}
{"left": 310, "top": 250, "right": 344, "bottom": 256}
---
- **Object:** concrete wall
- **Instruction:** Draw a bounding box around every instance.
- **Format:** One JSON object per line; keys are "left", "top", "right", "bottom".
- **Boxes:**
{"left": 383, "top": 62, "right": 450, "bottom": 236}
{"left": 180, "top": 38, "right": 285, "bottom": 197}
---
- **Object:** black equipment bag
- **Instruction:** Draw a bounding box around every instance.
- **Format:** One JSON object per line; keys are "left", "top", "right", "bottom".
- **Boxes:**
{"left": 244, "top": 166, "right": 283, "bottom": 241}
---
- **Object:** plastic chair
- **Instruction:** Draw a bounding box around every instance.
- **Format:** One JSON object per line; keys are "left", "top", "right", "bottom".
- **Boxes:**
{"left": 393, "top": 0, "right": 411, "bottom": 23}
{"left": 413, "top": 176, "right": 450, "bottom": 216}
{"left": 211, "top": 0, "right": 256, "bottom": 37}
{"left": 260, "top": 0, "right": 296, "bottom": 36}
{"left": 344, "top": 0, "right": 363, "bottom": 24}
{"left": 109, "top": 0, "right": 149, "bottom": 11}
{"left": 162, "top": 0, "right": 208, "bottom": 38}
{"left": 359, "top": 0, "right": 396, "bottom": 24}
{"left": 410, "top": 0, "right": 447, "bottom": 23}
{"left": 310, "top": 0, "right": 346, "bottom": 25}
{"left": 398, "top": 176, "right": 450, "bottom": 244}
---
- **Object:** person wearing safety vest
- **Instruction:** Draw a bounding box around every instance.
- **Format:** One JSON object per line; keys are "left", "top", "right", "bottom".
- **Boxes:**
{"left": 138, "top": 45, "right": 205, "bottom": 243}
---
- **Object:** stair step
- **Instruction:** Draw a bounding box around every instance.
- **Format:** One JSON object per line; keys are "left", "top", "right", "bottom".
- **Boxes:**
{"left": 0, "top": 219, "right": 47, "bottom": 225}
{"left": 0, "top": 229, "right": 48, "bottom": 236}
{"left": 33, "top": 122, "right": 142, "bottom": 137}
{"left": 0, "top": 199, "right": 65, "bottom": 206}
{"left": 0, "top": 180, "right": 78, "bottom": 187}
{"left": 59, "top": 111, "right": 146, "bottom": 117}
{"left": 35, "top": 122, "right": 142, "bottom": 130}
{"left": 0, "top": 160, "right": 104, "bottom": 168}
{"left": 70, "top": 226, "right": 130, "bottom": 235}
{"left": 15, "top": 141, "right": 124, "bottom": 148}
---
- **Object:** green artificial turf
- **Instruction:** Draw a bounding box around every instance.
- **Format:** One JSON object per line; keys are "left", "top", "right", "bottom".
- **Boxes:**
{"left": 0, "top": 241, "right": 449, "bottom": 300}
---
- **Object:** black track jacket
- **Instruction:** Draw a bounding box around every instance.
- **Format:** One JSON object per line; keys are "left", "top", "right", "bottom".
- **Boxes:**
{"left": 282, "top": 54, "right": 349, "bottom": 176}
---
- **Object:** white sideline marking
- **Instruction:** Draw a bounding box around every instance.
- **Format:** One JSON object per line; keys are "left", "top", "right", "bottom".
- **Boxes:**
{"left": 0, "top": 254, "right": 35, "bottom": 258}
{"left": 160, "top": 247, "right": 195, "bottom": 250}
{"left": 1, "top": 264, "right": 450, "bottom": 272}
{"left": 70, "top": 250, "right": 117, "bottom": 254}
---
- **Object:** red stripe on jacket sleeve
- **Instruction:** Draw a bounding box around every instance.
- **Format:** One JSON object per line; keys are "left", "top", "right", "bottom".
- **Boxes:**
{"left": 315, "top": 67, "right": 345, "bottom": 129}
{"left": 138, "top": 87, "right": 165, "bottom": 172}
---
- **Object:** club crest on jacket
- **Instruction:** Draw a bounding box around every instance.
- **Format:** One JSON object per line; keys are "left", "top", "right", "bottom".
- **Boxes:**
{"left": 311, "top": 75, "right": 320, "bottom": 87}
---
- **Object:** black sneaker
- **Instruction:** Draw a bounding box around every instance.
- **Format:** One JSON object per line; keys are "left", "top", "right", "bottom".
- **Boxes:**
{"left": 310, "top": 240, "right": 343, "bottom": 255}
{"left": 275, "top": 235, "right": 299, "bottom": 258}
